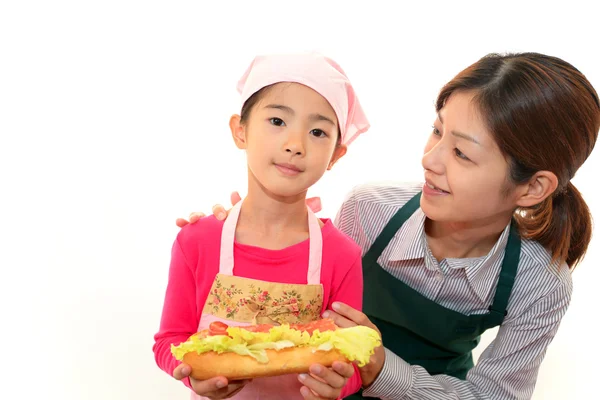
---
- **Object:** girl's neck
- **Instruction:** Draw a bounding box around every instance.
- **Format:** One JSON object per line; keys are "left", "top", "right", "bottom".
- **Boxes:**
{"left": 235, "top": 173, "right": 317, "bottom": 250}
{"left": 424, "top": 212, "right": 512, "bottom": 261}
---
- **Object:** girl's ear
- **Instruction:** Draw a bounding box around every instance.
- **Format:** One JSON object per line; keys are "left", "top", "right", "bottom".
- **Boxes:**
{"left": 327, "top": 144, "right": 347, "bottom": 170}
{"left": 230, "top": 114, "right": 247, "bottom": 149}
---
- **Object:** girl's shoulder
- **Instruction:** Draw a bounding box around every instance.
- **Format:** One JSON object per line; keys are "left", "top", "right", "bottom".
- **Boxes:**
{"left": 321, "top": 218, "right": 362, "bottom": 258}
{"left": 175, "top": 215, "right": 224, "bottom": 249}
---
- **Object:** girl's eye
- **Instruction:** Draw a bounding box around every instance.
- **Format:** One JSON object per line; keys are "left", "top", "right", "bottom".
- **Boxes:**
{"left": 454, "top": 148, "right": 470, "bottom": 161}
{"left": 269, "top": 118, "right": 285, "bottom": 126}
{"left": 432, "top": 126, "right": 441, "bottom": 136}
{"left": 310, "top": 129, "right": 327, "bottom": 138}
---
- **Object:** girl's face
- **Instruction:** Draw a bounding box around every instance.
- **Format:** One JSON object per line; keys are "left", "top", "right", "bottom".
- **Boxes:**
{"left": 421, "top": 91, "right": 522, "bottom": 226}
{"left": 231, "top": 83, "right": 346, "bottom": 198}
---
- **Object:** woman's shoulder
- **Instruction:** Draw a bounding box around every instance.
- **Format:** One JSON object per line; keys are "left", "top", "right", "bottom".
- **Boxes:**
{"left": 343, "top": 181, "right": 423, "bottom": 207}
{"left": 516, "top": 238, "right": 573, "bottom": 298}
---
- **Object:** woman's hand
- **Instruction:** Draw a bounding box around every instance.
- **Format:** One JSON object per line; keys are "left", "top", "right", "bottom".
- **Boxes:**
{"left": 175, "top": 192, "right": 322, "bottom": 227}
{"left": 322, "top": 302, "right": 386, "bottom": 388}
{"left": 298, "top": 361, "right": 355, "bottom": 399}
{"left": 173, "top": 363, "right": 252, "bottom": 399}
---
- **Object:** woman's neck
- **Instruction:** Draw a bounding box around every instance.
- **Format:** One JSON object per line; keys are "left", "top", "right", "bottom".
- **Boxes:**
{"left": 424, "top": 213, "right": 512, "bottom": 261}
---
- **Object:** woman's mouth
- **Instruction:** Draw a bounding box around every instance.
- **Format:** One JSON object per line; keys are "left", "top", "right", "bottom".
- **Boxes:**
{"left": 423, "top": 181, "right": 450, "bottom": 195}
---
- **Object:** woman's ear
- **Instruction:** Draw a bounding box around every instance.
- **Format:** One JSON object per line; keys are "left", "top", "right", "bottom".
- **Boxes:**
{"left": 515, "top": 170, "right": 559, "bottom": 208}
{"left": 327, "top": 144, "right": 347, "bottom": 170}
{"left": 230, "top": 114, "right": 247, "bottom": 149}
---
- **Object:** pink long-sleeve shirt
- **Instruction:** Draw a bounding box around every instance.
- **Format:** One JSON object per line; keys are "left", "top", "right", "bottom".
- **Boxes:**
{"left": 153, "top": 215, "right": 364, "bottom": 397}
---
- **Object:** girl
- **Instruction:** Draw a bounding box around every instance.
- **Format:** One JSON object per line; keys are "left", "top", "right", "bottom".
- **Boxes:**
{"left": 182, "top": 52, "right": 600, "bottom": 399}
{"left": 153, "top": 53, "right": 371, "bottom": 400}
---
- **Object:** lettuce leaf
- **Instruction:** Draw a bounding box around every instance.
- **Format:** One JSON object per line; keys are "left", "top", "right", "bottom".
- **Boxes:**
{"left": 307, "top": 326, "right": 381, "bottom": 366}
{"left": 171, "top": 325, "right": 381, "bottom": 366}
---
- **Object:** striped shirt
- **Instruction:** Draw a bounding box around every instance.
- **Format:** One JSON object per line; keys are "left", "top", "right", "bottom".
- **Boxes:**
{"left": 333, "top": 182, "right": 572, "bottom": 400}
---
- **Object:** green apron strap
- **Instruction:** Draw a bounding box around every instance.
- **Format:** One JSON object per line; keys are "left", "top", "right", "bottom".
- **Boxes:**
{"left": 363, "top": 192, "right": 421, "bottom": 265}
{"left": 486, "top": 223, "right": 521, "bottom": 325}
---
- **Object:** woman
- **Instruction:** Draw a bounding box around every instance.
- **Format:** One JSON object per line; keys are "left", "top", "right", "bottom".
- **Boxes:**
{"left": 177, "top": 52, "right": 599, "bottom": 399}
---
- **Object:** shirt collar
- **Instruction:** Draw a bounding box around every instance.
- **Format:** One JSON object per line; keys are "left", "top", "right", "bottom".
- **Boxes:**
{"left": 446, "top": 223, "right": 511, "bottom": 304}
{"left": 385, "top": 208, "right": 512, "bottom": 304}
{"left": 385, "top": 208, "right": 427, "bottom": 262}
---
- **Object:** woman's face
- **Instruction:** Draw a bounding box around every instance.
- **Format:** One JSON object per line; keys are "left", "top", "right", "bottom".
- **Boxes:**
{"left": 420, "top": 91, "right": 521, "bottom": 226}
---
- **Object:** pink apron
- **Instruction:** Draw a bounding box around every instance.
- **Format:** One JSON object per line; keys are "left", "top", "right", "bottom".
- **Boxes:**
{"left": 191, "top": 201, "right": 325, "bottom": 400}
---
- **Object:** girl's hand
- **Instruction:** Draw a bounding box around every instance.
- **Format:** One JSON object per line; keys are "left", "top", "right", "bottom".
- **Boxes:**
{"left": 173, "top": 363, "right": 252, "bottom": 399}
{"left": 322, "top": 302, "right": 386, "bottom": 388}
{"left": 298, "top": 362, "right": 354, "bottom": 399}
{"left": 175, "top": 192, "right": 322, "bottom": 227}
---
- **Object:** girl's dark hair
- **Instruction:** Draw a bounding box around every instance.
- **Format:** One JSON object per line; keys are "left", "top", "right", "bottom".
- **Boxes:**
{"left": 240, "top": 86, "right": 273, "bottom": 125}
{"left": 436, "top": 52, "right": 600, "bottom": 268}
{"left": 239, "top": 83, "right": 343, "bottom": 143}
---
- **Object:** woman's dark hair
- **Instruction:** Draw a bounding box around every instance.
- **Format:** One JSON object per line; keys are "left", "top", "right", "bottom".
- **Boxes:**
{"left": 436, "top": 52, "right": 600, "bottom": 268}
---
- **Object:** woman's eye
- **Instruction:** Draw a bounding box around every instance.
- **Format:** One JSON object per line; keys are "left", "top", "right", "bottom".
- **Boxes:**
{"left": 455, "top": 148, "right": 470, "bottom": 161}
{"left": 269, "top": 118, "right": 285, "bottom": 126}
{"left": 432, "top": 126, "right": 441, "bottom": 136}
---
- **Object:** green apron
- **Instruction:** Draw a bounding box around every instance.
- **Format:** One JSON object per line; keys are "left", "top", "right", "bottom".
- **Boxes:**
{"left": 347, "top": 192, "right": 520, "bottom": 399}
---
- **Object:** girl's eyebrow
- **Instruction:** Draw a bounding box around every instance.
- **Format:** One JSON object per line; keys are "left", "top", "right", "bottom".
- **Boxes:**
{"left": 265, "top": 104, "right": 336, "bottom": 126}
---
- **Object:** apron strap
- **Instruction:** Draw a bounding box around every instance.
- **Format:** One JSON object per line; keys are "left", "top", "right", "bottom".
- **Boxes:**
{"left": 219, "top": 200, "right": 323, "bottom": 284}
{"left": 363, "top": 192, "right": 422, "bottom": 265}
{"left": 486, "top": 222, "right": 521, "bottom": 324}
{"left": 361, "top": 191, "right": 520, "bottom": 325}
{"left": 306, "top": 206, "right": 323, "bottom": 285}
{"left": 219, "top": 201, "right": 243, "bottom": 276}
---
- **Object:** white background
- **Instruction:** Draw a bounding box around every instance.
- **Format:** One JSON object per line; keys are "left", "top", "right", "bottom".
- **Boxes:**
{"left": 1, "top": 1, "right": 599, "bottom": 399}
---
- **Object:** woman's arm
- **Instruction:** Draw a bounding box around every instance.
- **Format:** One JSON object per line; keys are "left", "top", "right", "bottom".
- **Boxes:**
{"left": 328, "top": 251, "right": 364, "bottom": 398}
{"left": 328, "top": 280, "right": 571, "bottom": 400}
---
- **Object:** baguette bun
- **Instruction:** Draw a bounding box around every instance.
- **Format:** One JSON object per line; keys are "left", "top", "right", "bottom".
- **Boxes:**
{"left": 183, "top": 346, "right": 349, "bottom": 380}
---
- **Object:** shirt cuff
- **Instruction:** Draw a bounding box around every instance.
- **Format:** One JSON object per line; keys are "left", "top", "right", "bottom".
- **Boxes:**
{"left": 362, "top": 348, "right": 413, "bottom": 398}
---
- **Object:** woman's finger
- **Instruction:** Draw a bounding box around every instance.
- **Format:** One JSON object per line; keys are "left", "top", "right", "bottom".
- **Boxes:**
{"left": 330, "top": 302, "right": 376, "bottom": 329}
{"left": 306, "top": 197, "right": 322, "bottom": 213}
{"left": 230, "top": 191, "right": 242, "bottom": 206}
{"left": 321, "top": 310, "right": 356, "bottom": 328}
{"left": 211, "top": 204, "right": 227, "bottom": 220}
{"left": 331, "top": 361, "right": 355, "bottom": 379}
{"left": 299, "top": 385, "right": 321, "bottom": 400}
{"left": 311, "top": 363, "right": 349, "bottom": 388}
{"left": 176, "top": 218, "right": 190, "bottom": 228}
{"left": 189, "top": 212, "right": 205, "bottom": 223}
{"left": 297, "top": 363, "right": 352, "bottom": 399}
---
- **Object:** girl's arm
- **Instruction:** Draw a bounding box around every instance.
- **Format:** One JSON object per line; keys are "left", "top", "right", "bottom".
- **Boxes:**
{"left": 152, "top": 234, "right": 199, "bottom": 388}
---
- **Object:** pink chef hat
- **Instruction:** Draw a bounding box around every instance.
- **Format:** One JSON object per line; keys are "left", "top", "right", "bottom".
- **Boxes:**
{"left": 236, "top": 52, "right": 370, "bottom": 146}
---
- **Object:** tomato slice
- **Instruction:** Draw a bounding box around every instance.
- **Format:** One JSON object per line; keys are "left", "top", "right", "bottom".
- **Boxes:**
{"left": 199, "top": 318, "right": 338, "bottom": 338}
{"left": 290, "top": 318, "right": 338, "bottom": 334}
{"left": 241, "top": 323, "right": 275, "bottom": 333}
{"left": 208, "top": 321, "right": 229, "bottom": 336}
